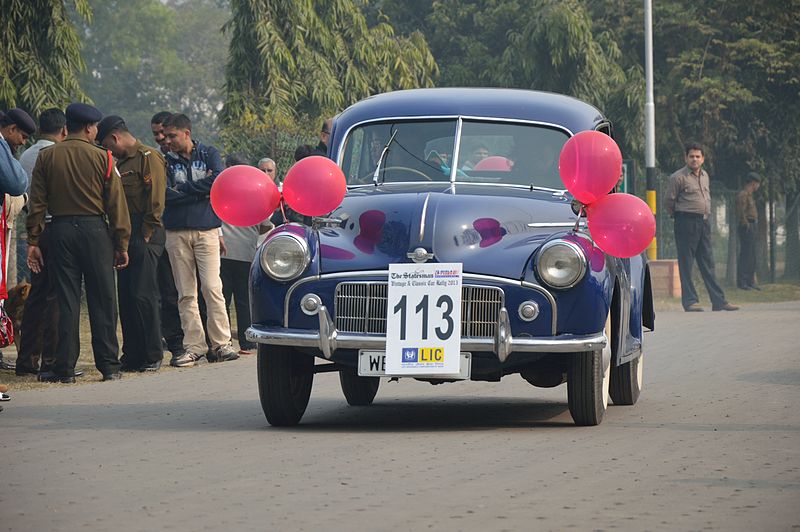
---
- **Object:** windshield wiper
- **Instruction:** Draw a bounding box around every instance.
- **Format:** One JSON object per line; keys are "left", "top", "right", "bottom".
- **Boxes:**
{"left": 372, "top": 129, "right": 398, "bottom": 186}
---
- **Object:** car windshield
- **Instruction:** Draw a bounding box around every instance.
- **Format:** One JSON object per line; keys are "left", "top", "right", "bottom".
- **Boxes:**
{"left": 339, "top": 118, "right": 570, "bottom": 189}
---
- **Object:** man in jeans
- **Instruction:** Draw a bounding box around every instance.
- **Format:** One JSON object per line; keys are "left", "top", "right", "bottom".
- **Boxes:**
{"left": 162, "top": 113, "right": 238, "bottom": 366}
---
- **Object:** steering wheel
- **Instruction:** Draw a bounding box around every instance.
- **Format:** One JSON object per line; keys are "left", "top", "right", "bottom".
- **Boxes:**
{"left": 362, "top": 166, "right": 433, "bottom": 182}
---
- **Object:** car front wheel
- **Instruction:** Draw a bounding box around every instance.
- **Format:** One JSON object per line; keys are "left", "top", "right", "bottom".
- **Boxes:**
{"left": 339, "top": 369, "right": 380, "bottom": 406}
{"left": 257, "top": 345, "right": 314, "bottom": 426}
{"left": 610, "top": 352, "right": 644, "bottom": 405}
{"left": 567, "top": 318, "right": 611, "bottom": 426}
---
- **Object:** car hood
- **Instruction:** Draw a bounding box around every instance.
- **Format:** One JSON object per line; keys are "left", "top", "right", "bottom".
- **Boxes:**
{"left": 318, "top": 183, "right": 580, "bottom": 279}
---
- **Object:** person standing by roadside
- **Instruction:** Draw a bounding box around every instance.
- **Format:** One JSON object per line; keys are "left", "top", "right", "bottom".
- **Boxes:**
{"left": 27, "top": 103, "right": 131, "bottom": 383}
{"left": 15, "top": 108, "right": 67, "bottom": 377}
{"left": 311, "top": 119, "right": 332, "bottom": 157}
{"left": 150, "top": 111, "right": 187, "bottom": 362}
{"left": 665, "top": 142, "right": 738, "bottom": 312}
{"left": 98, "top": 115, "right": 167, "bottom": 372}
{"left": 257, "top": 157, "right": 280, "bottom": 188}
{"left": 221, "top": 154, "right": 272, "bottom": 354}
{"left": 0, "top": 108, "right": 35, "bottom": 371}
{"left": 162, "top": 113, "right": 238, "bottom": 367}
{"left": 736, "top": 172, "right": 761, "bottom": 291}
{"left": 150, "top": 111, "right": 172, "bottom": 156}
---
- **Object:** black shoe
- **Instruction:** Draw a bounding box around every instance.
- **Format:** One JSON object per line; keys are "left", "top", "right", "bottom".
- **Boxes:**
{"left": 738, "top": 284, "right": 752, "bottom": 291}
{"left": 15, "top": 367, "right": 39, "bottom": 376}
{"left": 102, "top": 372, "right": 122, "bottom": 381}
{"left": 38, "top": 371, "right": 76, "bottom": 384}
{"left": 140, "top": 359, "right": 162, "bottom": 372}
{"left": 120, "top": 364, "right": 140, "bottom": 372}
{"left": 684, "top": 303, "right": 704, "bottom": 312}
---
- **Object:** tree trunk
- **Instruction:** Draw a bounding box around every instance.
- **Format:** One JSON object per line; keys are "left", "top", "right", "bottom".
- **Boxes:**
{"left": 785, "top": 191, "right": 800, "bottom": 280}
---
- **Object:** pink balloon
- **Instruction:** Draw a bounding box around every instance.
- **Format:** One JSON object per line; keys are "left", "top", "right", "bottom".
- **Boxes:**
{"left": 282, "top": 156, "right": 346, "bottom": 216}
{"left": 211, "top": 165, "right": 280, "bottom": 227}
{"left": 558, "top": 131, "right": 622, "bottom": 204}
{"left": 474, "top": 156, "right": 513, "bottom": 171}
{"left": 586, "top": 194, "right": 655, "bottom": 258}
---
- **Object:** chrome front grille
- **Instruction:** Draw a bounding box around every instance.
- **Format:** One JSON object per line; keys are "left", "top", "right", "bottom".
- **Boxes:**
{"left": 334, "top": 282, "right": 503, "bottom": 337}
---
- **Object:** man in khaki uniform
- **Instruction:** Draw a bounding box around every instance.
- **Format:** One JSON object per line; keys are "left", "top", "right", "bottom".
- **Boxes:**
{"left": 26, "top": 103, "right": 131, "bottom": 383}
{"left": 735, "top": 172, "right": 761, "bottom": 290}
{"left": 98, "top": 115, "right": 167, "bottom": 371}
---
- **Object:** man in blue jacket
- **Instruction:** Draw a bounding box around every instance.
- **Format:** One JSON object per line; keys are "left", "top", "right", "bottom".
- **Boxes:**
{"left": 162, "top": 113, "right": 238, "bottom": 367}
{"left": 0, "top": 108, "right": 33, "bottom": 371}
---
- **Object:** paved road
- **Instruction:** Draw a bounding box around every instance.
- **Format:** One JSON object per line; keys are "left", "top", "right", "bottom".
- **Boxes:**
{"left": 2, "top": 301, "right": 799, "bottom": 531}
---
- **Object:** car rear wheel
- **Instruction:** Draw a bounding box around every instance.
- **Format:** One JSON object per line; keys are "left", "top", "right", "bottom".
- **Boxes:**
{"left": 339, "top": 369, "right": 380, "bottom": 406}
{"left": 567, "top": 317, "right": 611, "bottom": 426}
{"left": 610, "top": 352, "right": 644, "bottom": 405}
{"left": 257, "top": 345, "right": 314, "bottom": 426}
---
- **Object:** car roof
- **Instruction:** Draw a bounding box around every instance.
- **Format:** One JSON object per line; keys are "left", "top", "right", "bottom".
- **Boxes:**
{"left": 333, "top": 88, "right": 607, "bottom": 137}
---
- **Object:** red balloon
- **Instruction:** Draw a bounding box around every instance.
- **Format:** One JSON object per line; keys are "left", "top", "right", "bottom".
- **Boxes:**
{"left": 474, "top": 156, "right": 513, "bottom": 172}
{"left": 282, "top": 156, "right": 346, "bottom": 216}
{"left": 586, "top": 194, "right": 655, "bottom": 258}
{"left": 558, "top": 131, "right": 622, "bottom": 204}
{"left": 210, "top": 165, "right": 280, "bottom": 227}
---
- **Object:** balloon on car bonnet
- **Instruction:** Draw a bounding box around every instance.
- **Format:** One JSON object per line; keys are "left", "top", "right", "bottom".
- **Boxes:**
{"left": 282, "top": 156, "right": 346, "bottom": 216}
{"left": 210, "top": 165, "right": 281, "bottom": 227}
{"left": 586, "top": 193, "right": 655, "bottom": 258}
{"left": 558, "top": 131, "right": 622, "bottom": 204}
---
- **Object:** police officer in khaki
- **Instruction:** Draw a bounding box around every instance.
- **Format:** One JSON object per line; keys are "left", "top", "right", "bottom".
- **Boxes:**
{"left": 97, "top": 115, "right": 167, "bottom": 372}
{"left": 27, "top": 103, "right": 131, "bottom": 383}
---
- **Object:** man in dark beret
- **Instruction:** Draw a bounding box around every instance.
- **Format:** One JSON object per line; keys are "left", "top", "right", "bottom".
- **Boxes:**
{"left": 97, "top": 115, "right": 167, "bottom": 372}
{"left": 27, "top": 102, "right": 131, "bottom": 383}
{"left": 736, "top": 172, "right": 762, "bottom": 290}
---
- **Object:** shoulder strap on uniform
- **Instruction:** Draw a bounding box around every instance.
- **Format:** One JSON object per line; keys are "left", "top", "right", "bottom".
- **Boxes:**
{"left": 105, "top": 149, "right": 113, "bottom": 181}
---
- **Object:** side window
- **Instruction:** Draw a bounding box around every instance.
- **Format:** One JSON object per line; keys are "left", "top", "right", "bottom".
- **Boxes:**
{"left": 596, "top": 122, "right": 614, "bottom": 138}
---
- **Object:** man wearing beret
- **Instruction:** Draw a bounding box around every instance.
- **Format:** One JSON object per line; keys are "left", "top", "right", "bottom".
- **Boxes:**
{"left": 97, "top": 115, "right": 167, "bottom": 372}
{"left": 736, "top": 172, "right": 762, "bottom": 291}
{"left": 26, "top": 103, "right": 131, "bottom": 383}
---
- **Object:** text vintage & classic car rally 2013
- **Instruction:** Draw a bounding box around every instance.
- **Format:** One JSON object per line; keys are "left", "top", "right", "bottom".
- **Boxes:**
{"left": 211, "top": 88, "right": 656, "bottom": 427}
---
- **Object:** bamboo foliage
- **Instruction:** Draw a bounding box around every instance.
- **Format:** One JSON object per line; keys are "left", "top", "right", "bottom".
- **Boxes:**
{"left": 0, "top": 0, "right": 91, "bottom": 114}
{"left": 221, "top": 0, "right": 438, "bottom": 129}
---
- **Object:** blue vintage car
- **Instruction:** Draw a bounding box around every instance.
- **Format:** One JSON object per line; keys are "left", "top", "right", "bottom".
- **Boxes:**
{"left": 247, "top": 88, "right": 654, "bottom": 426}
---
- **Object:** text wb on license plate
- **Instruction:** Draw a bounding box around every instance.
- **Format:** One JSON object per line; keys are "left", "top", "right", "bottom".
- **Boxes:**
{"left": 358, "top": 350, "right": 471, "bottom": 380}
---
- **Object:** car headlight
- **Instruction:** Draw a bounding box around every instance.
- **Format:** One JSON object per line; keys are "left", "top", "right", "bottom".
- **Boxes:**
{"left": 536, "top": 240, "right": 587, "bottom": 289}
{"left": 260, "top": 234, "right": 310, "bottom": 281}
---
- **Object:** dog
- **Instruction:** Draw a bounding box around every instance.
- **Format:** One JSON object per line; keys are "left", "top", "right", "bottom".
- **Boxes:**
{"left": 5, "top": 282, "right": 31, "bottom": 351}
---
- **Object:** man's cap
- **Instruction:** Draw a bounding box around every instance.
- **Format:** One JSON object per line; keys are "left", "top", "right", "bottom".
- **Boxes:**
{"left": 746, "top": 172, "right": 761, "bottom": 183}
{"left": 4, "top": 108, "right": 36, "bottom": 135}
{"left": 65, "top": 103, "right": 102, "bottom": 124}
{"left": 97, "top": 115, "right": 126, "bottom": 142}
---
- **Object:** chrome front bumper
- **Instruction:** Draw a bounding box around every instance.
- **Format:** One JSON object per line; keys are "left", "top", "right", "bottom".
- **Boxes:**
{"left": 246, "top": 305, "right": 606, "bottom": 362}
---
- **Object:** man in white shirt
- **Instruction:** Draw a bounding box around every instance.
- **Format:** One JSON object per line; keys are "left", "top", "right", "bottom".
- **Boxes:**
{"left": 19, "top": 108, "right": 67, "bottom": 180}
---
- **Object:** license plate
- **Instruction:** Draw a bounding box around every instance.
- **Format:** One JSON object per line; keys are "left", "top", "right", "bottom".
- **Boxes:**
{"left": 358, "top": 350, "right": 471, "bottom": 380}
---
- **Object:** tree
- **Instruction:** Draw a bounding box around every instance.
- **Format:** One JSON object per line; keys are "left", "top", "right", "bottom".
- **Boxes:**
{"left": 366, "top": 0, "right": 643, "bottom": 159}
{"left": 76, "top": 0, "right": 229, "bottom": 143}
{"left": 0, "top": 0, "right": 91, "bottom": 115}
{"left": 221, "top": 0, "right": 438, "bottom": 129}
